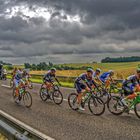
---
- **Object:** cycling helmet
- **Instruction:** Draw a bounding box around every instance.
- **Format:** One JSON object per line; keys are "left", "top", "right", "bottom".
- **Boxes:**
{"left": 87, "top": 68, "right": 94, "bottom": 73}
{"left": 137, "top": 68, "right": 140, "bottom": 73}
{"left": 96, "top": 68, "right": 101, "bottom": 73}
{"left": 108, "top": 70, "right": 114, "bottom": 74}
{"left": 50, "top": 67, "right": 56, "bottom": 72}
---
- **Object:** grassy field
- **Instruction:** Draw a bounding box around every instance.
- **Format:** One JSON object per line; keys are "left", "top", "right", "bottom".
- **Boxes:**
{"left": 6, "top": 62, "right": 140, "bottom": 88}
{"left": 30, "top": 62, "right": 140, "bottom": 79}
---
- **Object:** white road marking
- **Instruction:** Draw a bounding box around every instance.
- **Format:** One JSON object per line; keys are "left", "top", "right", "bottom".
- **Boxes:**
{"left": 1, "top": 83, "right": 138, "bottom": 115}
{"left": 1, "top": 84, "right": 11, "bottom": 88}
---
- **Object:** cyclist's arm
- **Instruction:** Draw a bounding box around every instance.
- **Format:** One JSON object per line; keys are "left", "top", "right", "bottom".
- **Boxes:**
{"left": 109, "top": 76, "right": 115, "bottom": 83}
{"left": 55, "top": 77, "right": 61, "bottom": 85}
{"left": 95, "top": 76, "right": 104, "bottom": 85}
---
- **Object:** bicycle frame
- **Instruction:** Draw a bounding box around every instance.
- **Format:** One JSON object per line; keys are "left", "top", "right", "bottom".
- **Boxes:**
{"left": 127, "top": 95, "right": 140, "bottom": 110}
{"left": 82, "top": 91, "right": 94, "bottom": 104}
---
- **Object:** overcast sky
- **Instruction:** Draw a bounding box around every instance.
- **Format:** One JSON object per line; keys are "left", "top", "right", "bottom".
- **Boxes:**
{"left": 0, "top": 0, "right": 140, "bottom": 64}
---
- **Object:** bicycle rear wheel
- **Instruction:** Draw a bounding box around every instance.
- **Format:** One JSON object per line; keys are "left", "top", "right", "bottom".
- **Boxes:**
{"left": 134, "top": 102, "right": 140, "bottom": 118}
{"left": 68, "top": 93, "right": 79, "bottom": 111}
{"left": 107, "top": 96, "right": 125, "bottom": 115}
{"left": 23, "top": 91, "right": 32, "bottom": 108}
{"left": 52, "top": 90, "right": 63, "bottom": 105}
{"left": 39, "top": 87, "right": 49, "bottom": 101}
{"left": 88, "top": 96, "right": 105, "bottom": 116}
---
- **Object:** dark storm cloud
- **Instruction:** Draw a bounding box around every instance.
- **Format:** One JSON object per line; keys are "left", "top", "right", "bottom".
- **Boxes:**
{"left": 0, "top": 0, "right": 140, "bottom": 60}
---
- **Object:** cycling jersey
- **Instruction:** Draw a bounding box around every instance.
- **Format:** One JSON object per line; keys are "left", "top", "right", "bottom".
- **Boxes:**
{"left": 14, "top": 70, "right": 23, "bottom": 80}
{"left": 122, "top": 75, "right": 140, "bottom": 95}
{"left": 43, "top": 71, "right": 56, "bottom": 83}
{"left": 123, "top": 75, "right": 140, "bottom": 86}
{"left": 100, "top": 72, "right": 111, "bottom": 83}
{"left": 75, "top": 73, "right": 95, "bottom": 93}
{"left": 93, "top": 72, "right": 97, "bottom": 78}
{"left": 14, "top": 70, "right": 24, "bottom": 88}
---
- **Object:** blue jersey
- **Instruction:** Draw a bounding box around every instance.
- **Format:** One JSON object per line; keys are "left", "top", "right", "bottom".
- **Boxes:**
{"left": 75, "top": 73, "right": 94, "bottom": 86}
{"left": 100, "top": 72, "right": 110, "bottom": 82}
{"left": 43, "top": 71, "right": 56, "bottom": 82}
{"left": 14, "top": 70, "right": 23, "bottom": 80}
{"left": 123, "top": 75, "right": 140, "bottom": 87}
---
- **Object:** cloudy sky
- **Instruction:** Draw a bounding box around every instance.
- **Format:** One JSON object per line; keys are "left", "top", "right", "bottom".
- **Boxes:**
{"left": 0, "top": 0, "right": 140, "bottom": 64}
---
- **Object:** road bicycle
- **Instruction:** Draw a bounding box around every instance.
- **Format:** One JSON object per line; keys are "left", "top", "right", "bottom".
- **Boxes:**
{"left": 107, "top": 91, "right": 140, "bottom": 118}
{"left": 13, "top": 85, "right": 32, "bottom": 108}
{"left": 40, "top": 82, "right": 63, "bottom": 105}
{"left": 68, "top": 89, "right": 105, "bottom": 116}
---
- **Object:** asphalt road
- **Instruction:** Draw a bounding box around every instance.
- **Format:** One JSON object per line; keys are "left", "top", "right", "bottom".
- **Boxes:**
{"left": 0, "top": 80, "right": 140, "bottom": 140}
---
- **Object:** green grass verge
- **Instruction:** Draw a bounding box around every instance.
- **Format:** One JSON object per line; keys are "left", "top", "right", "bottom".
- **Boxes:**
{"left": 7, "top": 75, "right": 74, "bottom": 88}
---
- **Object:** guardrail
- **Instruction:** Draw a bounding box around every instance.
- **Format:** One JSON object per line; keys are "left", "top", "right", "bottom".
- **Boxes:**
{"left": 7, "top": 73, "right": 124, "bottom": 84}
{"left": 0, "top": 110, "right": 54, "bottom": 140}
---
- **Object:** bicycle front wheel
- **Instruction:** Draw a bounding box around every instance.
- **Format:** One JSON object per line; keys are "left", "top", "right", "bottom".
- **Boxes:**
{"left": 134, "top": 102, "right": 140, "bottom": 118}
{"left": 107, "top": 96, "right": 125, "bottom": 115}
{"left": 68, "top": 93, "right": 79, "bottom": 111}
{"left": 88, "top": 96, "right": 105, "bottom": 116}
{"left": 23, "top": 91, "right": 32, "bottom": 108}
{"left": 52, "top": 90, "right": 63, "bottom": 105}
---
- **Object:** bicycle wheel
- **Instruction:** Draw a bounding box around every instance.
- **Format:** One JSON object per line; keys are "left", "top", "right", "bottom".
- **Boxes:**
{"left": 52, "top": 90, "right": 63, "bottom": 105}
{"left": 39, "top": 87, "right": 49, "bottom": 101}
{"left": 96, "top": 90, "right": 110, "bottom": 104}
{"left": 23, "top": 91, "right": 32, "bottom": 108}
{"left": 107, "top": 96, "right": 125, "bottom": 115}
{"left": 68, "top": 93, "right": 79, "bottom": 111}
{"left": 88, "top": 96, "right": 105, "bottom": 116}
{"left": 134, "top": 102, "right": 140, "bottom": 118}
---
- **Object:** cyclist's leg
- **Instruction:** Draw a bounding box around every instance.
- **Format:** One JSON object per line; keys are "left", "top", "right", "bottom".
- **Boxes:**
{"left": 126, "top": 85, "right": 137, "bottom": 100}
{"left": 45, "top": 81, "right": 53, "bottom": 90}
{"left": 75, "top": 83, "right": 86, "bottom": 109}
{"left": 105, "top": 80, "right": 110, "bottom": 89}
{"left": 121, "top": 85, "right": 135, "bottom": 106}
{"left": 14, "top": 79, "right": 20, "bottom": 97}
{"left": 75, "top": 83, "right": 83, "bottom": 104}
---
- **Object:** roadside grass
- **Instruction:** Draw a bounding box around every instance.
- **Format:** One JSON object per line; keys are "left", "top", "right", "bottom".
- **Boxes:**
{"left": 7, "top": 75, "right": 74, "bottom": 88}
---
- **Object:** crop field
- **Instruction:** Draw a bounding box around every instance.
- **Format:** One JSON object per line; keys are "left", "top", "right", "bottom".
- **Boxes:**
{"left": 5, "top": 62, "right": 140, "bottom": 88}
{"left": 30, "top": 62, "right": 140, "bottom": 79}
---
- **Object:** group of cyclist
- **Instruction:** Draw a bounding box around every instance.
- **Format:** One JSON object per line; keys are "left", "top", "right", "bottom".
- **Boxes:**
{"left": 10, "top": 66, "right": 140, "bottom": 111}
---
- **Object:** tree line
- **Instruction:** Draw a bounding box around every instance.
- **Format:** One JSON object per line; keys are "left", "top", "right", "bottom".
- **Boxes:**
{"left": 24, "top": 62, "right": 90, "bottom": 70}
{"left": 101, "top": 56, "right": 140, "bottom": 63}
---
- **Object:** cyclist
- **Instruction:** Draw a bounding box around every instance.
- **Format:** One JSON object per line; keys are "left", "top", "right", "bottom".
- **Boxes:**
{"left": 12, "top": 67, "right": 18, "bottom": 80}
{"left": 121, "top": 68, "right": 140, "bottom": 106}
{"left": 23, "top": 69, "right": 31, "bottom": 85}
{"left": 14, "top": 69, "right": 25, "bottom": 103}
{"left": 0, "top": 64, "right": 3, "bottom": 79}
{"left": 43, "top": 68, "right": 60, "bottom": 93}
{"left": 75, "top": 68, "right": 95, "bottom": 111}
{"left": 93, "top": 68, "right": 103, "bottom": 85}
{"left": 100, "top": 70, "right": 115, "bottom": 89}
